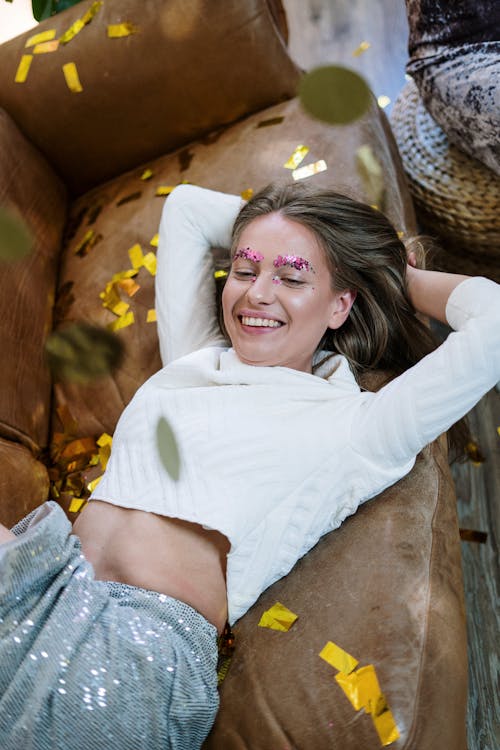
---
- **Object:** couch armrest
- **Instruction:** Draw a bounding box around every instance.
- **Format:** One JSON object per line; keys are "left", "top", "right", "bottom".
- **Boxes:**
{"left": 0, "top": 108, "right": 66, "bottom": 453}
{"left": 0, "top": 0, "right": 300, "bottom": 195}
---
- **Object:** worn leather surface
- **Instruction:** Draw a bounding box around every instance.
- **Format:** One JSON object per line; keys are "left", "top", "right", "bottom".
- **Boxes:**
{"left": 0, "top": 0, "right": 467, "bottom": 746}
{"left": 0, "top": 0, "right": 300, "bottom": 196}
{"left": 0, "top": 438, "right": 50, "bottom": 527}
{"left": 0, "top": 108, "right": 67, "bottom": 453}
{"left": 53, "top": 96, "right": 416, "bottom": 437}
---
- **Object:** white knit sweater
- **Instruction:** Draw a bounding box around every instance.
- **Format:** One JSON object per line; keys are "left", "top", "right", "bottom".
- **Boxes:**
{"left": 91, "top": 185, "right": 500, "bottom": 624}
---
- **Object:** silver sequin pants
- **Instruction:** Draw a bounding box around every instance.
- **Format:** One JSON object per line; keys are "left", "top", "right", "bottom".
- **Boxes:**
{"left": 0, "top": 501, "right": 220, "bottom": 750}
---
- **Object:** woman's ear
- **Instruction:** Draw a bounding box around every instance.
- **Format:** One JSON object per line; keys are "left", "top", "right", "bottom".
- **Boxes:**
{"left": 327, "top": 289, "right": 357, "bottom": 330}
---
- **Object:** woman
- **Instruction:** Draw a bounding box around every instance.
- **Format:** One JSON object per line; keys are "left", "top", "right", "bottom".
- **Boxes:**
{"left": 1, "top": 183, "right": 499, "bottom": 749}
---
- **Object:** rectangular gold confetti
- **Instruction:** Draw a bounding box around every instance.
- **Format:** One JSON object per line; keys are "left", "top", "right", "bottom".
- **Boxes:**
{"left": 26, "top": 29, "right": 57, "bottom": 47}
{"left": 107, "top": 22, "right": 138, "bottom": 38}
{"left": 128, "top": 243, "right": 144, "bottom": 269}
{"left": 150, "top": 233, "right": 159, "bottom": 247}
{"left": 69, "top": 497, "right": 86, "bottom": 513}
{"left": 258, "top": 602, "right": 298, "bottom": 631}
{"left": 352, "top": 41, "right": 371, "bottom": 57}
{"left": 111, "top": 300, "right": 130, "bottom": 317}
{"left": 156, "top": 186, "right": 175, "bottom": 196}
{"left": 241, "top": 188, "right": 254, "bottom": 201}
{"left": 97, "top": 433, "right": 113, "bottom": 448}
{"left": 107, "top": 311, "right": 134, "bottom": 331}
{"left": 87, "top": 476, "right": 102, "bottom": 493}
{"left": 15, "top": 55, "right": 33, "bottom": 83}
{"left": 214, "top": 270, "right": 228, "bottom": 279}
{"left": 33, "top": 40, "right": 60, "bottom": 54}
{"left": 371, "top": 702, "right": 400, "bottom": 746}
{"left": 147, "top": 309, "right": 157, "bottom": 323}
{"left": 141, "top": 169, "right": 153, "bottom": 181}
{"left": 319, "top": 641, "right": 359, "bottom": 675}
{"left": 60, "top": 0, "right": 103, "bottom": 44}
{"left": 142, "top": 251, "right": 157, "bottom": 276}
{"left": 284, "top": 144, "right": 309, "bottom": 169}
{"left": 111, "top": 269, "right": 138, "bottom": 282}
{"left": 335, "top": 665, "right": 381, "bottom": 712}
{"left": 292, "top": 159, "right": 327, "bottom": 181}
{"left": 117, "top": 278, "right": 140, "bottom": 297}
{"left": 63, "top": 62, "right": 83, "bottom": 93}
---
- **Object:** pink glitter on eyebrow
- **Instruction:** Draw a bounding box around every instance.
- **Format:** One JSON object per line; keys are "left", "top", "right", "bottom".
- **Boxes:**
{"left": 273, "top": 254, "right": 315, "bottom": 273}
{"left": 233, "top": 247, "right": 264, "bottom": 262}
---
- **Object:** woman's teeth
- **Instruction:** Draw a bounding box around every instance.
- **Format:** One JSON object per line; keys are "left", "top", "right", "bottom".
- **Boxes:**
{"left": 241, "top": 316, "right": 282, "bottom": 328}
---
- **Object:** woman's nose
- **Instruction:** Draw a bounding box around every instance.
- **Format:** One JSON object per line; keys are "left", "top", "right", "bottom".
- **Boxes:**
{"left": 246, "top": 273, "right": 277, "bottom": 303}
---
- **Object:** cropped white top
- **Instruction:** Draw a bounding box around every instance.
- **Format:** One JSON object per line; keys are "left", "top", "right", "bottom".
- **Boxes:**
{"left": 91, "top": 185, "right": 500, "bottom": 624}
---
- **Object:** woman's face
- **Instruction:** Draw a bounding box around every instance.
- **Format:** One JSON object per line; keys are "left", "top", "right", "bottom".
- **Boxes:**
{"left": 222, "top": 212, "right": 355, "bottom": 372}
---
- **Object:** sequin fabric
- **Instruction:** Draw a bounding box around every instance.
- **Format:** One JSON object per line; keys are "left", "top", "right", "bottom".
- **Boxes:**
{"left": 0, "top": 502, "right": 219, "bottom": 750}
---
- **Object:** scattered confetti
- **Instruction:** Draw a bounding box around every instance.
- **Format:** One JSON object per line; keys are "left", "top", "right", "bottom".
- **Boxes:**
{"left": 146, "top": 309, "right": 157, "bottom": 323}
{"left": 33, "top": 40, "right": 59, "bottom": 54}
{"left": 142, "top": 252, "right": 157, "bottom": 276}
{"left": 156, "top": 186, "right": 175, "bottom": 196}
{"left": 156, "top": 416, "right": 181, "bottom": 481}
{"left": 377, "top": 95, "right": 391, "bottom": 109}
{"left": 62, "top": 62, "right": 83, "bottom": 93}
{"left": 74, "top": 229, "right": 102, "bottom": 257}
{"left": 397, "top": 231, "right": 405, "bottom": 239}
{"left": 240, "top": 188, "right": 254, "bottom": 201}
{"left": 352, "top": 41, "right": 371, "bottom": 57}
{"left": 356, "top": 144, "right": 385, "bottom": 207}
{"left": 25, "top": 29, "right": 57, "bottom": 47}
{"left": 45, "top": 322, "right": 125, "bottom": 382}
{"left": 465, "top": 440, "right": 485, "bottom": 465}
{"left": 69, "top": 497, "right": 86, "bottom": 513}
{"left": 292, "top": 160, "right": 327, "bottom": 181}
{"left": 107, "top": 22, "right": 138, "bottom": 38}
{"left": 214, "top": 270, "right": 228, "bottom": 279}
{"left": 0, "top": 207, "right": 33, "bottom": 261}
{"left": 299, "top": 65, "right": 371, "bottom": 125}
{"left": 459, "top": 528, "right": 488, "bottom": 543}
{"left": 284, "top": 144, "right": 309, "bottom": 170}
{"left": 117, "top": 277, "right": 140, "bottom": 297}
{"left": 150, "top": 233, "right": 159, "bottom": 247}
{"left": 128, "top": 243, "right": 144, "bottom": 270}
{"left": 107, "top": 311, "right": 135, "bottom": 332}
{"left": 14, "top": 55, "right": 33, "bottom": 83}
{"left": 319, "top": 641, "right": 358, "bottom": 674}
{"left": 258, "top": 602, "right": 298, "bottom": 631}
{"left": 141, "top": 169, "right": 154, "bottom": 181}
{"left": 59, "top": 1, "right": 103, "bottom": 45}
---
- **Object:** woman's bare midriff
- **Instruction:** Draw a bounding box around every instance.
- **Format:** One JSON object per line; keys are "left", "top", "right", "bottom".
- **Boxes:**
{"left": 72, "top": 500, "right": 230, "bottom": 635}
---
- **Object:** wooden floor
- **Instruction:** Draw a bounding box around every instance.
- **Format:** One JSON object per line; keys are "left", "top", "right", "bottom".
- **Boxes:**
{"left": 282, "top": 2, "right": 499, "bottom": 749}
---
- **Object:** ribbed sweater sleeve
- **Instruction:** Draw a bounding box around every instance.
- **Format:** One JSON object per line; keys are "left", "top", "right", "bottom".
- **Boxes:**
{"left": 155, "top": 185, "right": 243, "bottom": 365}
{"left": 351, "top": 277, "right": 500, "bottom": 466}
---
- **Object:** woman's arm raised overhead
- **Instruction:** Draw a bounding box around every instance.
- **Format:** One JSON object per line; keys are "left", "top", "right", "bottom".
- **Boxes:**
{"left": 351, "top": 273, "right": 500, "bottom": 468}
{"left": 155, "top": 185, "right": 243, "bottom": 366}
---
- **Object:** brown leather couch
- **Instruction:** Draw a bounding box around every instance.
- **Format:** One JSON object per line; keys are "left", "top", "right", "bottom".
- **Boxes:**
{"left": 0, "top": 1, "right": 467, "bottom": 748}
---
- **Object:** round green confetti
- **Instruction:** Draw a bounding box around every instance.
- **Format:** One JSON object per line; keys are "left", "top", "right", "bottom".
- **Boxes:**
{"left": 156, "top": 417, "right": 181, "bottom": 481}
{"left": 298, "top": 65, "right": 372, "bottom": 125}
{"left": 0, "top": 207, "right": 33, "bottom": 262}
{"left": 45, "top": 322, "right": 125, "bottom": 383}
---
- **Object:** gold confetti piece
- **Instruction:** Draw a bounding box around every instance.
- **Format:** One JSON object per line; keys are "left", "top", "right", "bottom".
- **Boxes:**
{"left": 459, "top": 528, "right": 488, "bottom": 543}
{"left": 60, "top": 0, "right": 103, "bottom": 44}
{"left": 74, "top": 229, "right": 102, "bottom": 257}
{"left": 352, "top": 40, "right": 371, "bottom": 56}
{"left": 214, "top": 270, "right": 228, "bottom": 279}
{"left": 141, "top": 169, "right": 153, "bottom": 181}
{"left": 128, "top": 243, "right": 144, "bottom": 269}
{"left": 100, "top": 282, "right": 123, "bottom": 312}
{"left": 156, "top": 416, "right": 181, "bottom": 481}
{"left": 97, "top": 433, "right": 113, "bottom": 448}
{"left": 292, "top": 160, "right": 327, "bottom": 181}
{"left": 465, "top": 440, "right": 485, "bottom": 464}
{"left": 147, "top": 309, "right": 157, "bottom": 323}
{"left": 356, "top": 144, "right": 385, "bottom": 207}
{"left": 256, "top": 116, "right": 285, "bottom": 128}
{"left": 69, "top": 497, "right": 86, "bottom": 513}
{"left": 284, "top": 144, "right": 309, "bottom": 169}
{"left": 63, "top": 62, "right": 83, "bottom": 93}
{"left": 150, "top": 233, "right": 159, "bottom": 247}
{"left": 377, "top": 95, "right": 391, "bottom": 109}
{"left": 299, "top": 65, "right": 371, "bottom": 125}
{"left": 371, "top": 700, "right": 400, "bottom": 746}
{"left": 87, "top": 476, "right": 102, "bottom": 493}
{"left": 33, "top": 40, "right": 60, "bottom": 54}
{"left": 25, "top": 29, "right": 57, "bottom": 47}
{"left": 258, "top": 602, "right": 298, "bottom": 631}
{"left": 156, "top": 186, "right": 175, "bottom": 196}
{"left": 319, "top": 641, "right": 359, "bottom": 674}
{"left": 107, "top": 311, "right": 135, "bottom": 331}
{"left": 107, "top": 22, "right": 138, "bottom": 38}
{"left": 117, "top": 277, "right": 140, "bottom": 297}
{"left": 397, "top": 231, "right": 405, "bottom": 239}
{"left": 142, "top": 251, "right": 157, "bottom": 276}
{"left": 241, "top": 188, "right": 254, "bottom": 201}
{"left": 111, "top": 269, "right": 138, "bottom": 282}
{"left": 112, "top": 300, "right": 130, "bottom": 317}
{"left": 497, "top": 425, "right": 500, "bottom": 436}
{"left": 335, "top": 665, "right": 381, "bottom": 712}
{"left": 15, "top": 55, "right": 33, "bottom": 83}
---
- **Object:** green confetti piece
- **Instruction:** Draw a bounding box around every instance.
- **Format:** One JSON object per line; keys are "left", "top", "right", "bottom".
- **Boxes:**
{"left": 298, "top": 65, "right": 372, "bottom": 125}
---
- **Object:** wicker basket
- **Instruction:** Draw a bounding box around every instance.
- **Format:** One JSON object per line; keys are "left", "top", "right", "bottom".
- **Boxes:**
{"left": 391, "top": 79, "right": 500, "bottom": 280}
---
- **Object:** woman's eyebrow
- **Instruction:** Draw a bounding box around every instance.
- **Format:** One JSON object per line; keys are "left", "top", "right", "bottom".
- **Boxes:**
{"left": 273, "top": 254, "right": 316, "bottom": 273}
{"left": 233, "top": 247, "right": 264, "bottom": 262}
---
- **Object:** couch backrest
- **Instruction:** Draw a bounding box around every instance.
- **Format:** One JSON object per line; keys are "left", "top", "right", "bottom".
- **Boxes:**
{"left": 0, "top": 0, "right": 300, "bottom": 195}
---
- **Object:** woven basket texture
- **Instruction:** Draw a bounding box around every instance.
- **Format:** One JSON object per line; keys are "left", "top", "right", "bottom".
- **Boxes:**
{"left": 391, "top": 80, "right": 500, "bottom": 273}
